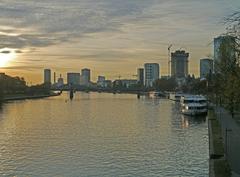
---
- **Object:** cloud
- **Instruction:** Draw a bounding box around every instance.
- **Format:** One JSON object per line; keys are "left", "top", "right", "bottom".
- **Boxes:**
{"left": 0, "top": 0, "right": 240, "bottom": 79}
{"left": 0, "top": 0, "right": 159, "bottom": 49}
{"left": 15, "top": 50, "right": 22, "bottom": 53}
{"left": 0, "top": 50, "right": 11, "bottom": 54}
{"left": 0, "top": 65, "right": 43, "bottom": 71}
{"left": 0, "top": 0, "right": 236, "bottom": 50}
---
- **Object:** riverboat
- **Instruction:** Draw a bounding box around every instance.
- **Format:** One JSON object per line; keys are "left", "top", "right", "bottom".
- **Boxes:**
{"left": 180, "top": 95, "right": 208, "bottom": 116}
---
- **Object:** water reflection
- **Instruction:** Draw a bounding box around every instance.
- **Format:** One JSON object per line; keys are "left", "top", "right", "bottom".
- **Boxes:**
{"left": 0, "top": 92, "right": 208, "bottom": 176}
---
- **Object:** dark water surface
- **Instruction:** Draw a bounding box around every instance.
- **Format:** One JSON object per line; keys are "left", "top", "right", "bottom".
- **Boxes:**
{"left": 0, "top": 92, "right": 208, "bottom": 177}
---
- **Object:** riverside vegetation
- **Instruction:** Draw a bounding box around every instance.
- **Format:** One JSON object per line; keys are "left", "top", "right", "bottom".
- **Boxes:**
{"left": 0, "top": 73, "right": 51, "bottom": 102}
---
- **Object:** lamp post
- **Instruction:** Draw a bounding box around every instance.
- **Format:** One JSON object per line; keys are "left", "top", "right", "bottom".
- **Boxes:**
{"left": 225, "top": 128, "right": 232, "bottom": 159}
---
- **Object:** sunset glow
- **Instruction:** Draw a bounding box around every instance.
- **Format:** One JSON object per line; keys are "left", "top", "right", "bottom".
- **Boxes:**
{"left": 0, "top": 48, "right": 16, "bottom": 67}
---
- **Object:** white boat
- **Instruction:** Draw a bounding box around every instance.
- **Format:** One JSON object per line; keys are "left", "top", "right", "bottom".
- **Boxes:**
{"left": 180, "top": 95, "right": 207, "bottom": 107}
{"left": 181, "top": 103, "right": 208, "bottom": 116}
{"left": 180, "top": 95, "right": 208, "bottom": 116}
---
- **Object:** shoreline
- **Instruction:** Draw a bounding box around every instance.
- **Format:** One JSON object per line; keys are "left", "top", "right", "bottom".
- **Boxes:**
{"left": 2, "top": 92, "right": 60, "bottom": 102}
{"left": 208, "top": 110, "right": 231, "bottom": 177}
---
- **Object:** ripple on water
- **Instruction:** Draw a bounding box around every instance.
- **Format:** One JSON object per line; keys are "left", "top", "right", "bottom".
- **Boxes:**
{"left": 0, "top": 93, "right": 208, "bottom": 176}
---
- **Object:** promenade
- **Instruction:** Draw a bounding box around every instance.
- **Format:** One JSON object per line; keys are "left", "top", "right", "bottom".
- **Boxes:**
{"left": 213, "top": 107, "right": 240, "bottom": 177}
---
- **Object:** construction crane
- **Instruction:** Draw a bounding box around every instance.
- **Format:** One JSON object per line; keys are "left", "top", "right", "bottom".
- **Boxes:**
{"left": 168, "top": 44, "right": 173, "bottom": 77}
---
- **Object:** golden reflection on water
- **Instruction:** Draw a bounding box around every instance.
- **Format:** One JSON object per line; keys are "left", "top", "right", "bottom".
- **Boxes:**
{"left": 181, "top": 116, "right": 190, "bottom": 129}
{"left": 0, "top": 93, "right": 209, "bottom": 176}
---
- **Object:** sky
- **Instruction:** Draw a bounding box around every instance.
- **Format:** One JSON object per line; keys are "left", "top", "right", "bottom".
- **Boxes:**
{"left": 0, "top": 0, "right": 240, "bottom": 84}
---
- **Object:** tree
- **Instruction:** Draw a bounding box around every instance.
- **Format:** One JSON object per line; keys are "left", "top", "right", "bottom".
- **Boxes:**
{"left": 154, "top": 78, "right": 177, "bottom": 92}
{"left": 214, "top": 35, "right": 240, "bottom": 117}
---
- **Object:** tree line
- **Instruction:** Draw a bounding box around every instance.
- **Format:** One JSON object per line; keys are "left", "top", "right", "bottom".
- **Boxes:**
{"left": 0, "top": 73, "right": 51, "bottom": 102}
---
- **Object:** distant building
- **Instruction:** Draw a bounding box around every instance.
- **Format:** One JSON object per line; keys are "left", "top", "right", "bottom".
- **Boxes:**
{"left": 214, "top": 35, "right": 236, "bottom": 71}
{"left": 144, "top": 63, "right": 160, "bottom": 87}
{"left": 171, "top": 50, "right": 189, "bottom": 78}
{"left": 57, "top": 74, "right": 64, "bottom": 87}
{"left": 99, "top": 80, "right": 112, "bottom": 88}
{"left": 137, "top": 68, "right": 144, "bottom": 86}
{"left": 114, "top": 79, "right": 138, "bottom": 88}
{"left": 103, "top": 80, "right": 112, "bottom": 88}
{"left": 98, "top": 76, "right": 105, "bottom": 82}
{"left": 97, "top": 76, "right": 106, "bottom": 87}
{"left": 44, "top": 69, "right": 51, "bottom": 84}
{"left": 67, "top": 73, "right": 80, "bottom": 86}
{"left": 81, "top": 68, "right": 91, "bottom": 86}
{"left": 200, "top": 58, "right": 213, "bottom": 78}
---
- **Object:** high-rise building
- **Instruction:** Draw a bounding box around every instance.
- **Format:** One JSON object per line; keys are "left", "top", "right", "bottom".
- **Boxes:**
{"left": 171, "top": 50, "right": 189, "bottom": 78}
{"left": 137, "top": 68, "right": 144, "bottom": 86}
{"left": 144, "top": 63, "right": 160, "bottom": 87}
{"left": 81, "top": 68, "right": 91, "bottom": 86}
{"left": 44, "top": 69, "right": 51, "bottom": 84}
{"left": 200, "top": 58, "right": 213, "bottom": 78}
{"left": 67, "top": 73, "right": 80, "bottom": 86}
{"left": 214, "top": 35, "right": 236, "bottom": 71}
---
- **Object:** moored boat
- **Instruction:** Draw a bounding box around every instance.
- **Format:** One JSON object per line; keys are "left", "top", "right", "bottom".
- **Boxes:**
{"left": 180, "top": 95, "right": 207, "bottom": 108}
{"left": 180, "top": 95, "right": 208, "bottom": 116}
{"left": 181, "top": 103, "right": 208, "bottom": 116}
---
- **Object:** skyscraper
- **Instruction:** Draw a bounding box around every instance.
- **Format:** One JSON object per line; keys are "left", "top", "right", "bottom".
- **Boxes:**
{"left": 81, "top": 68, "right": 91, "bottom": 86}
{"left": 144, "top": 63, "right": 159, "bottom": 87}
{"left": 44, "top": 69, "right": 51, "bottom": 84}
{"left": 200, "top": 58, "right": 213, "bottom": 78}
{"left": 137, "top": 68, "right": 144, "bottom": 86}
{"left": 67, "top": 73, "right": 80, "bottom": 86}
{"left": 171, "top": 50, "right": 189, "bottom": 78}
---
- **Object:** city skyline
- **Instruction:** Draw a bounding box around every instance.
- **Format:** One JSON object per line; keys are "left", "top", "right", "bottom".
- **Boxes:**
{"left": 0, "top": 0, "right": 240, "bottom": 84}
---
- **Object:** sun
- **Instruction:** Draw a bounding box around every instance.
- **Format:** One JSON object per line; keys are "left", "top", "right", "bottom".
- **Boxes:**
{"left": 0, "top": 48, "right": 17, "bottom": 67}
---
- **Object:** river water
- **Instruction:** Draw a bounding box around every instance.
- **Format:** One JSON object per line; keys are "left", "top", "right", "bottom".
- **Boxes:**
{"left": 0, "top": 92, "right": 209, "bottom": 177}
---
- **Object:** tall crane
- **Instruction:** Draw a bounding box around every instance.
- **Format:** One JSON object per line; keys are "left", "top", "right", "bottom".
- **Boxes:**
{"left": 168, "top": 44, "right": 173, "bottom": 77}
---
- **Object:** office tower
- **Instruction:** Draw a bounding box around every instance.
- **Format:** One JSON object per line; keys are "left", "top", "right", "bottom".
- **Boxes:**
{"left": 67, "top": 73, "right": 80, "bottom": 86}
{"left": 81, "top": 68, "right": 91, "bottom": 86}
{"left": 200, "top": 58, "right": 213, "bottom": 78}
{"left": 44, "top": 69, "right": 51, "bottom": 84}
{"left": 144, "top": 63, "right": 160, "bottom": 87}
{"left": 137, "top": 68, "right": 144, "bottom": 86}
{"left": 171, "top": 50, "right": 189, "bottom": 78}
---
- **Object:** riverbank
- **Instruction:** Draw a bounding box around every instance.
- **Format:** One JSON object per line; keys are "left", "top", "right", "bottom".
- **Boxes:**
{"left": 2, "top": 92, "right": 60, "bottom": 102}
{"left": 208, "top": 110, "right": 231, "bottom": 177}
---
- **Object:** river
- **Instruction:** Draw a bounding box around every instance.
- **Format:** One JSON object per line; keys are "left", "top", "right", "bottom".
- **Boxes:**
{"left": 0, "top": 92, "right": 209, "bottom": 176}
